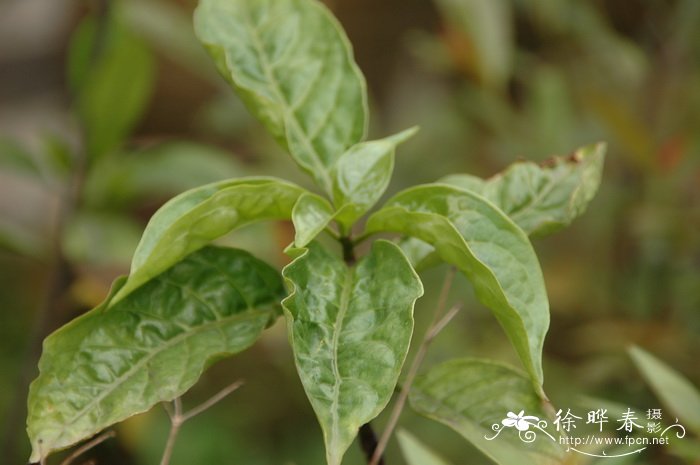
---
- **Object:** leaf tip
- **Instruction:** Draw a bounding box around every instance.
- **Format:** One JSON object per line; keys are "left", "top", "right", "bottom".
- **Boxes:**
{"left": 390, "top": 126, "right": 420, "bottom": 146}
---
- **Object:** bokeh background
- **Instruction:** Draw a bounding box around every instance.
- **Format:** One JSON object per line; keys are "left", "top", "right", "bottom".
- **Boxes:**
{"left": 1, "top": 0, "right": 699, "bottom": 464}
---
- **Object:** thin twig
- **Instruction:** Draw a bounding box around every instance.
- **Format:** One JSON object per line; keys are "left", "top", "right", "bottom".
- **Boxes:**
{"left": 160, "top": 397, "right": 184, "bottom": 465}
{"left": 427, "top": 305, "right": 461, "bottom": 341}
{"left": 351, "top": 231, "right": 374, "bottom": 247}
{"left": 59, "top": 430, "right": 115, "bottom": 465}
{"left": 159, "top": 381, "right": 245, "bottom": 465}
{"left": 369, "top": 268, "right": 459, "bottom": 465}
{"left": 182, "top": 380, "right": 245, "bottom": 422}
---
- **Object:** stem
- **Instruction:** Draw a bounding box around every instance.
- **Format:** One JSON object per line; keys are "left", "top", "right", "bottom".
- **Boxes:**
{"left": 369, "top": 268, "right": 459, "bottom": 465}
{"left": 359, "top": 424, "right": 384, "bottom": 465}
{"left": 159, "top": 381, "right": 244, "bottom": 465}
{"left": 59, "top": 430, "right": 115, "bottom": 465}
{"left": 352, "top": 231, "right": 373, "bottom": 247}
{"left": 340, "top": 235, "right": 356, "bottom": 265}
{"left": 160, "top": 398, "right": 183, "bottom": 465}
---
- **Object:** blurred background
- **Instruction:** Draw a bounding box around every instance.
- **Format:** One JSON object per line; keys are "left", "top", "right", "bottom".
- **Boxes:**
{"left": 1, "top": 0, "right": 699, "bottom": 464}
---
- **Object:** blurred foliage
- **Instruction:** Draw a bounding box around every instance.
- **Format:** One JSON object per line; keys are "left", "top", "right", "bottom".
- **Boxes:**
{"left": 0, "top": 0, "right": 698, "bottom": 464}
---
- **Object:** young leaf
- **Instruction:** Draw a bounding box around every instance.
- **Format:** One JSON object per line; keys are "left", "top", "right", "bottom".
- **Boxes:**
{"left": 397, "top": 429, "right": 455, "bottom": 465}
{"left": 282, "top": 240, "right": 423, "bottom": 465}
{"left": 366, "top": 185, "right": 549, "bottom": 393}
{"left": 113, "top": 177, "right": 305, "bottom": 303}
{"left": 409, "top": 358, "right": 563, "bottom": 465}
{"left": 27, "top": 246, "right": 284, "bottom": 463}
{"left": 441, "top": 143, "right": 606, "bottom": 237}
{"left": 194, "top": 0, "right": 368, "bottom": 193}
{"left": 331, "top": 128, "right": 418, "bottom": 232}
{"left": 292, "top": 193, "right": 335, "bottom": 248}
{"left": 629, "top": 346, "right": 700, "bottom": 434}
{"left": 68, "top": 11, "right": 154, "bottom": 159}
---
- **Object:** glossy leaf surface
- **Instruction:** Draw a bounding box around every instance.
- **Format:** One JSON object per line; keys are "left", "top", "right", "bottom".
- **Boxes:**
{"left": 367, "top": 185, "right": 548, "bottom": 391}
{"left": 441, "top": 143, "right": 605, "bottom": 237}
{"left": 629, "top": 346, "right": 700, "bottom": 434}
{"left": 410, "top": 358, "right": 563, "bottom": 465}
{"left": 292, "top": 193, "right": 335, "bottom": 248}
{"left": 331, "top": 128, "right": 417, "bottom": 231}
{"left": 194, "top": 0, "right": 368, "bottom": 193}
{"left": 113, "top": 177, "right": 304, "bottom": 303}
{"left": 27, "top": 247, "right": 284, "bottom": 462}
{"left": 282, "top": 240, "right": 423, "bottom": 465}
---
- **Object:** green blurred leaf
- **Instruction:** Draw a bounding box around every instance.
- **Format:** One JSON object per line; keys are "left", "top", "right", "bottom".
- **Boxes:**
{"left": 292, "top": 193, "right": 335, "bottom": 248}
{"left": 282, "top": 240, "right": 423, "bottom": 465}
{"left": 629, "top": 346, "right": 700, "bottom": 434}
{"left": 121, "top": 0, "right": 220, "bottom": 84}
{"left": 332, "top": 128, "right": 417, "bottom": 232}
{"left": 441, "top": 143, "right": 606, "bottom": 237}
{"left": 83, "top": 141, "right": 243, "bottom": 208}
{"left": 68, "top": 11, "right": 154, "bottom": 158}
{"left": 0, "top": 138, "right": 41, "bottom": 176}
{"left": 27, "top": 246, "right": 284, "bottom": 462}
{"left": 409, "top": 358, "right": 563, "bottom": 465}
{"left": 397, "top": 429, "right": 455, "bottom": 465}
{"left": 0, "top": 136, "right": 72, "bottom": 185}
{"left": 63, "top": 212, "right": 143, "bottom": 266}
{"left": 0, "top": 171, "right": 55, "bottom": 258}
{"left": 436, "top": 0, "right": 513, "bottom": 89}
{"left": 113, "top": 177, "right": 305, "bottom": 304}
{"left": 367, "top": 185, "right": 549, "bottom": 392}
{"left": 194, "top": 0, "right": 368, "bottom": 193}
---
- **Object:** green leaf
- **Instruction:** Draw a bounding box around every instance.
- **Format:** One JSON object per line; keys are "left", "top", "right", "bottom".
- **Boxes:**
{"left": 441, "top": 143, "right": 606, "bottom": 237}
{"left": 397, "top": 429, "right": 455, "bottom": 465}
{"left": 0, "top": 136, "right": 73, "bottom": 185}
{"left": 629, "top": 346, "right": 700, "bottom": 434}
{"left": 27, "top": 246, "right": 284, "bottom": 462}
{"left": 63, "top": 212, "right": 143, "bottom": 266}
{"left": 435, "top": 0, "right": 513, "bottom": 89}
{"left": 409, "top": 358, "right": 563, "bottom": 465}
{"left": 194, "top": 0, "right": 368, "bottom": 193}
{"left": 68, "top": 10, "right": 154, "bottom": 159}
{"left": 0, "top": 138, "right": 41, "bottom": 176}
{"left": 292, "top": 193, "right": 335, "bottom": 248}
{"left": 113, "top": 177, "right": 305, "bottom": 303}
{"left": 331, "top": 128, "right": 418, "bottom": 232}
{"left": 366, "top": 185, "right": 549, "bottom": 392}
{"left": 397, "top": 237, "right": 441, "bottom": 272}
{"left": 83, "top": 141, "right": 243, "bottom": 209}
{"left": 282, "top": 240, "right": 423, "bottom": 465}
{"left": 121, "top": 0, "right": 221, "bottom": 84}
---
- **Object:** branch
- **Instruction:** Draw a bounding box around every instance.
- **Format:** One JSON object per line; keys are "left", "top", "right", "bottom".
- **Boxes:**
{"left": 59, "top": 430, "right": 115, "bottom": 465}
{"left": 159, "top": 381, "right": 244, "bottom": 465}
{"left": 182, "top": 380, "right": 245, "bottom": 422}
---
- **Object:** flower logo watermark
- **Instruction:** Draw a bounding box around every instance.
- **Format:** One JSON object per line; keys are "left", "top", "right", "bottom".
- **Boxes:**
{"left": 484, "top": 407, "right": 686, "bottom": 458}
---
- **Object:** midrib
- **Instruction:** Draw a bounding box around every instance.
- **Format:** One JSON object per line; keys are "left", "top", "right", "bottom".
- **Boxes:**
{"left": 329, "top": 270, "right": 354, "bottom": 450}
{"left": 241, "top": 6, "right": 333, "bottom": 194}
